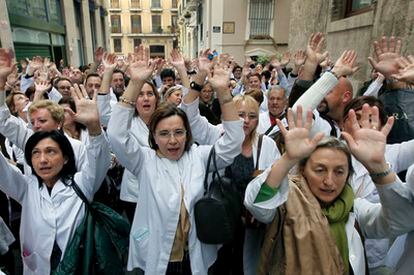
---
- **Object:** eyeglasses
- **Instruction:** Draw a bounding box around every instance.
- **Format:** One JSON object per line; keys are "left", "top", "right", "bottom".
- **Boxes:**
{"left": 156, "top": 129, "right": 187, "bottom": 139}
{"left": 238, "top": 112, "right": 258, "bottom": 120}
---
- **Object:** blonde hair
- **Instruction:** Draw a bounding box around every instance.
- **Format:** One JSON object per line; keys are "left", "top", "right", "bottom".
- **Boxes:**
{"left": 164, "top": 85, "right": 183, "bottom": 100}
{"left": 233, "top": 95, "right": 259, "bottom": 143}
{"left": 28, "top": 100, "right": 65, "bottom": 125}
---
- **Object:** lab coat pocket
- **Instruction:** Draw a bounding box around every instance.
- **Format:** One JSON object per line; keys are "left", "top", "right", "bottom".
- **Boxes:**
{"left": 22, "top": 251, "right": 39, "bottom": 271}
{"left": 131, "top": 227, "right": 149, "bottom": 254}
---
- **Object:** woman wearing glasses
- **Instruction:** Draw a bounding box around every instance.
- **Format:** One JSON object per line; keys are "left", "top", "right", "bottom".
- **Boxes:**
{"left": 107, "top": 46, "right": 244, "bottom": 274}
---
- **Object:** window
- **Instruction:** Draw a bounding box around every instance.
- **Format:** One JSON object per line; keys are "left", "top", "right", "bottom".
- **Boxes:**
{"left": 111, "top": 15, "right": 121, "bottom": 33}
{"left": 152, "top": 0, "right": 161, "bottom": 8}
{"left": 131, "top": 15, "right": 142, "bottom": 33}
{"left": 133, "top": 38, "right": 142, "bottom": 48}
{"left": 49, "top": 0, "right": 63, "bottom": 25}
{"left": 149, "top": 45, "right": 165, "bottom": 57}
{"left": 130, "top": 0, "right": 140, "bottom": 9}
{"left": 249, "top": 0, "right": 274, "bottom": 39}
{"left": 110, "top": 0, "right": 120, "bottom": 8}
{"left": 152, "top": 15, "right": 162, "bottom": 33}
{"left": 171, "top": 15, "right": 177, "bottom": 27}
{"left": 345, "top": 0, "right": 373, "bottom": 17}
{"left": 172, "top": 0, "right": 178, "bottom": 9}
{"left": 113, "top": 39, "right": 122, "bottom": 52}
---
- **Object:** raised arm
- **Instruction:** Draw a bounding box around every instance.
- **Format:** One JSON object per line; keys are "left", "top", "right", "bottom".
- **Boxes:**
{"left": 96, "top": 52, "right": 117, "bottom": 126}
{"left": 293, "top": 49, "right": 359, "bottom": 119}
{"left": 69, "top": 84, "right": 111, "bottom": 199}
{"left": 170, "top": 49, "right": 190, "bottom": 89}
{"left": 107, "top": 45, "right": 155, "bottom": 176}
{"left": 244, "top": 106, "right": 324, "bottom": 222}
{"left": 0, "top": 49, "right": 34, "bottom": 150}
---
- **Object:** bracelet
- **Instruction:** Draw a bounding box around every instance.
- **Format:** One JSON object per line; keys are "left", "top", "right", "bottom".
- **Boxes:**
{"left": 369, "top": 168, "right": 392, "bottom": 179}
{"left": 119, "top": 96, "right": 135, "bottom": 107}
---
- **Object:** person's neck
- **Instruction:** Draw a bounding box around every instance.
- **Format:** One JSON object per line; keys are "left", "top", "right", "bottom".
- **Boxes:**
{"left": 18, "top": 111, "right": 28, "bottom": 123}
{"left": 140, "top": 114, "right": 151, "bottom": 125}
{"left": 64, "top": 124, "right": 80, "bottom": 140}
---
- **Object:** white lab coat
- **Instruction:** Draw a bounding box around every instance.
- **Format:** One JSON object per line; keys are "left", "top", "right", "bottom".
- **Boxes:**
{"left": 181, "top": 98, "right": 281, "bottom": 274}
{"left": 0, "top": 134, "right": 111, "bottom": 275}
{"left": 107, "top": 104, "right": 244, "bottom": 274}
{"left": 244, "top": 167, "right": 414, "bottom": 275}
{"left": 120, "top": 116, "right": 150, "bottom": 202}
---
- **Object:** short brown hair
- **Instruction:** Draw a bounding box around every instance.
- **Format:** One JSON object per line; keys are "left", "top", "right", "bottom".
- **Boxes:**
{"left": 148, "top": 102, "right": 193, "bottom": 152}
{"left": 6, "top": 92, "right": 26, "bottom": 115}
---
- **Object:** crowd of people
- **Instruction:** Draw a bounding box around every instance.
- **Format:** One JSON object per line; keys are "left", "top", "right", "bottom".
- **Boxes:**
{"left": 0, "top": 32, "right": 414, "bottom": 274}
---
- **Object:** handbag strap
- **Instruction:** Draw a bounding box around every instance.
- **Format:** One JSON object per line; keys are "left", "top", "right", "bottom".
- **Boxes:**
{"left": 70, "top": 178, "right": 91, "bottom": 208}
{"left": 255, "top": 134, "right": 264, "bottom": 170}
{"left": 202, "top": 146, "right": 215, "bottom": 193}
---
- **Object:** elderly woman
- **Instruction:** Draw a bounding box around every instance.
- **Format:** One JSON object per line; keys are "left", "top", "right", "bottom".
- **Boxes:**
{"left": 0, "top": 87, "right": 111, "bottom": 274}
{"left": 245, "top": 105, "right": 414, "bottom": 275}
{"left": 107, "top": 45, "right": 244, "bottom": 274}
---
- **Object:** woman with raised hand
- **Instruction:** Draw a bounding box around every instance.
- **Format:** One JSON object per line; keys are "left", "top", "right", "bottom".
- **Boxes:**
{"left": 0, "top": 84, "right": 111, "bottom": 274}
{"left": 181, "top": 50, "right": 280, "bottom": 275}
{"left": 107, "top": 45, "right": 244, "bottom": 274}
{"left": 245, "top": 105, "right": 414, "bottom": 274}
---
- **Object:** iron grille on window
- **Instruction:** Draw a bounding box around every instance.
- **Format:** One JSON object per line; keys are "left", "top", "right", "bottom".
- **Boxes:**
{"left": 249, "top": 0, "right": 274, "bottom": 39}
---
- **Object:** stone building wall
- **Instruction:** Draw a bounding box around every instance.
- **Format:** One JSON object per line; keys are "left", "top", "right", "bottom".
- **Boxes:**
{"left": 287, "top": 0, "right": 414, "bottom": 90}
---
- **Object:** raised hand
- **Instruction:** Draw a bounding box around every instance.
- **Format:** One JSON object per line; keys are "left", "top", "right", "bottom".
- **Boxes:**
{"left": 368, "top": 36, "right": 402, "bottom": 79}
{"left": 26, "top": 56, "right": 43, "bottom": 76}
{"left": 102, "top": 52, "right": 117, "bottom": 71}
{"left": 69, "top": 84, "right": 100, "bottom": 129}
{"left": 278, "top": 106, "right": 324, "bottom": 162}
{"left": 169, "top": 48, "right": 186, "bottom": 70}
{"left": 280, "top": 51, "right": 291, "bottom": 67}
{"left": 391, "top": 55, "right": 414, "bottom": 84}
{"left": 33, "top": 80, "right": 51, "bottom": 101}
{"left": 127, "top": 45, "right": 155, "bottom": 83}
{"left": 94, "top": 46, "right": 105, "bottom": 64}
{"left": 331, "top": 50, "right": 359, "bottom": 78}
{"left": 294, "top": 50, "right": 306, "bottom": 68}
{"left": 270, "top": 55, "right": 282, "bottom": 69}
{"left": 209, "top": 60, "right": 231, "bottom": 92}
{"left": 341, "top": 104, "right": 394, "bottom": 172}
{"left": 0, "top": 48, "right": 16, "bottom": 85}
{"left": 306, "top": 32, "right": 329, "bottom": 65}
{"left": 197, "top": 49, "right": 214, "bottom": 73}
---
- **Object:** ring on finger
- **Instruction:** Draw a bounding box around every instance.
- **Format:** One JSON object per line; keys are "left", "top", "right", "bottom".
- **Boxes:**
{"left": 372, "top": 125, "right": 377, "bottom": 130}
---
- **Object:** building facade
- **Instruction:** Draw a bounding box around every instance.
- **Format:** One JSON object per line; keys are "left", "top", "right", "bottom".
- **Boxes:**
{"left": 287, "top": 0, "right": 414, "bottom": 87}
{"left": 178, "top": 0, "right": 291, "bottom": 64}
{"left": 108, "top": 0, "right": 179, "bottom": 58}
{"left": 0, "top": 0, "right": 109, "bottom": 67}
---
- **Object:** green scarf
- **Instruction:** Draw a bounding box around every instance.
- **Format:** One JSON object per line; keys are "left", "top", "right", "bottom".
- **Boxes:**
{"left": 321, "top": 184, "right": 354, "bottom": 275}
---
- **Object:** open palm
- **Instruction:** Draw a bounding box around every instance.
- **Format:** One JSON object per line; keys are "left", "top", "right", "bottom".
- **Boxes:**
{"left": 279, "top": 106, "right": 324, "bottom": 162}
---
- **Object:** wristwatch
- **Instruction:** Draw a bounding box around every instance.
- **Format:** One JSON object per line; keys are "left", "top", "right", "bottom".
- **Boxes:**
{"left": 190, "top": 81, "right": 204, "bottom": 92}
